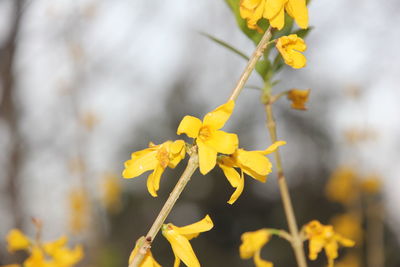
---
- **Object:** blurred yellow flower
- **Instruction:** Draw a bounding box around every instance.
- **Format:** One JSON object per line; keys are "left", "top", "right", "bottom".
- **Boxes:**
{"left": 287, "top": 89, "right": 310, "bottom": 110}
{"left": 177, "top": 101, "right": 238, "bottom": 175}
{"left": 361, "top": 175, "right": 381, "bottom": 195}
{"left": 276, "top": 34, "right": 307, "bottom": 69}
{"left": 101, "top": 173, "right": 122, "bottom": 213}
{"left": 128, "top": 238, "right": 161, "bottom": 267}
{"left": 304, "top": 220, "right": 355, "bottom": 267}
{"left": 325, "top": 167, "right": 359, "bottom": 205}
{"left": 43, "top": 236, "right": 83, "bottom": 267}
{"left": 239, "top": 0, "right": 308, "bottom": 31}
{"left": 218, "top": 141, "right": 285, "bottom": 204}
{"left": 24, "top": 247, "right": 49, "bottom": 267}
{"left": 123, "top": 140, "right": 186, "bottom": 197}
{"left": 330, "top": 213, "right": 362, "bottom": 243}
{"left": 6, "top": 229, "right": 30, "bottom": 252}
{"left": 239, "top": 229, "right": 273, "bottom": 267}
{"left": 162, "top": 215, "right": 214, "bottom": 267}
{"left": 69, "top": 189, "right": 90, "bottom": 234}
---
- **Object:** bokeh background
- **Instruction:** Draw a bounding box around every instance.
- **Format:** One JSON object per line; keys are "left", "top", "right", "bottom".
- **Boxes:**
{"left": 1, "top": 0, "right": 400, "bottom": 266}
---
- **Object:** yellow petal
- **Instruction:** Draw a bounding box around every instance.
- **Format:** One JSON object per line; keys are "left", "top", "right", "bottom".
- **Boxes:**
{"left": 268, "top": 6, "right": 285, "bottom": 30}
{"left": 236, "top": 150, "right": 272, "bottom": 177}
{"left": 129, "top": 238, "right": 161, "bottom": 267}
{"left": 308, "top": 238, "right": 325, "bottom": 260}
{"left": 197, "top": 141, "right": 218, "bottom": 175}
{"left": 173, "top": 255, "right": 181, "bottom": 267}
{"left": 174, "top": 215, "right": 214, "bottom": 240}
{"left": 162, "top": 226, "right": 200, "bottom": 267}
{"left": 260, "top": 141, "right": 286, "bottom": 155}
{"left": 202, "top": 101, "right": 235, "bottom": 130}
{"left": 218, "top": 157, "right": 241, "bottom": 187}
{"left": 227, "top": 170, "right": 245, "bottom": 205}
{"left": 287, "top": 89, "right": 310, "bottom": 110}
{"left": 123, "top": 150, "right": 158, "bottom": 178}
{"left": 204, "top": 130, "right": 238, "bottom": 155}
{"left": 146, "top": 165, "right": 165, "bottom": 197}
{"left": 254, "top": 249, "right": 273, "bottom": 267}
{"left": 6, "top": 229, "right": 31, "bottom": 252}
{"left": 43, "top": 236, "right": 68, "bottom": 255}
{"left": 177, "top": 116, "right": 202, "bottom": 138}
{"left": 285, "top": 0, "right": 308, "bottom": 29}
{"left": 263, "top": 0, "right": 285, "bottom": 19}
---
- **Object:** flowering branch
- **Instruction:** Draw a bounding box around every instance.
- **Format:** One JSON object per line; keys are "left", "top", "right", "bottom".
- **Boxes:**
{"left": 129, "top": 148, "right": 199, "bottom": 267}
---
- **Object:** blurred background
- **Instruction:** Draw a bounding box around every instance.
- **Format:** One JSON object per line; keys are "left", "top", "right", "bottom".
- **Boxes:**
{"left": 1, "top": 0, "right": 400, "bottom": 266}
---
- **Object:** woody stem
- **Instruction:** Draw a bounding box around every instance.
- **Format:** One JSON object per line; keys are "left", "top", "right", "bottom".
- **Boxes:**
{"left": 265, "top": 103, "right": 308, "bottom": 267}
{"left": 228, "top": 27, "right": 272, "bottom": 101}
{"left": 129, "top": 151, "right": 199, "bottom": 267}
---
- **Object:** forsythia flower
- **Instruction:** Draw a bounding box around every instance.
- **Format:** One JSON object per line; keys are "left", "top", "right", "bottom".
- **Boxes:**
{"left": 218, "top": 141, "right": 285, "bottom": 204}
{"left": 276, "top": 34, "right": 307, "bottom": 69}
{"left": 4, "top": 229, "right": 83, "bottom": 267}
{"left": 325, "top": 167, "right": 359, "bottom": 205}
{"left": 128, "top": 237, "right": 161, "bottom": 267}
{"left": 69, "top": 189, "right": 90, "bottom": 234}
{"left": 162, "top": 215, "right": 214, "bottom": 267}
{"left": 177, "top": 101, "right": 238, "bottom": 175}
{"left": 239, "top": 0, "right": 308, "bottom": 31}
{"left": 304, "top": 220, "right": 355, "bottom": 267}
{"left": 239, "top": 229, "right": 273, "bottom": 267}
{"left": 287, "top": 89, "right": 310, "bottom": 110}
{"left": 6, "top": 229, "right": 30, "bottom": 252}
{"left": 101, "top": 173, "right": 122, "bottom": 213}
{"left": 123, "top": 140, "right": 186, "bottom": 197}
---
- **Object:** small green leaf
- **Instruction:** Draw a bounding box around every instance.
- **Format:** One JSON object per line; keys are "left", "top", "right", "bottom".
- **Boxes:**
{"left": 200, "top": 32, "right": 249, "bottom": 61}
{"left": 255, "top": 59, "right": 271, "bottom": 81}
{"left": 293, "top": 26, "right": 314, "bottom": 39}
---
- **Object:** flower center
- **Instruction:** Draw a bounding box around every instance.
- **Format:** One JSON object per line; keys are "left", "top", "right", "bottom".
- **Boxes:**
{"left": 199, "top": 126, "right": 212, "bottom": 141}
{"left": 157, "top": 147, "right": 170, "bottom": 168}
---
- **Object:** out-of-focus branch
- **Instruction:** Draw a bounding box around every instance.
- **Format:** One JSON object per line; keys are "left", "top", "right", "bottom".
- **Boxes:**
{"left": 0, "top": 0, "right": 25, "bottom": 229}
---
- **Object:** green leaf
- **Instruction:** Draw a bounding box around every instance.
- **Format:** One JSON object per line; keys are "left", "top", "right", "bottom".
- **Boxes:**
{"left": 224, "top": 0, "right": 269, "bottom": 45}
{"left": 255, "top": 59, "right": 271, "bottom": 81}
{"left": 200, "top": 32, "right": 249, "bottom": 61}
{"left": 293, "top": 26, "right": 314, "bottom": 39}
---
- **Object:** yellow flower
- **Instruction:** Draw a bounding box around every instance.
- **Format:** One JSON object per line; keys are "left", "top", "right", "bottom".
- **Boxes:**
{"left": 101, "top": 173, "right": 122, "bottom": 213}
{"left": 6, "top": 229, "right": 31, "bottom": 252}
{"left": 24, "top": 247, "right": 51, "bottom": 267}
{"left": 69, "top": 189, "right": 90, "bottom": 234}
{"left": 43, "top": 236, "right": 83, "bottom": 267}
{"left": 287, "top": 89, "right": 310, "bottom": 110}
{"left": 330, "top": 213, "right": 362, "bottom": 244}
{"left": 123, "top": 140, "right": 186, "bottom": 197}
{"left": 162, "top": 215, "right": 214, "bottom": 267}
{"left": 128, "top": 237, "right": 161, "bottom": 267}
{"left": 218, "top": 141, "right": 285, "bottom": 204}
{"left": 304, "top": 220, "right": 355, "bottom": 267}
{"left": 325, "top": 167, "right": 359, "bottom": 205}
{"left": 177, "top": 101, "right": 238, "bottom": 175}
{"left": 239, "top": 0, "right": 308, "bottom": 31}
{"left": 276, "top": 34, "right": 307, "bottom": 69}
{"left": 239, "top": 229, "right": 273, "bottom": 267}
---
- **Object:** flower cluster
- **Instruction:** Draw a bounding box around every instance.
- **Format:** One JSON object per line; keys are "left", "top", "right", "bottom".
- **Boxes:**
{"left": 5, "top": 229, "right": 83, "bottom": 267}
{"left": 303, "top": 220, "right": 355, "bottom": 267}
{"left": 123, "top": 101, "right": 282, "bottom": 205}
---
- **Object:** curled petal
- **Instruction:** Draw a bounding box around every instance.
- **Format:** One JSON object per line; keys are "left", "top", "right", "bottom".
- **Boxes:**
{"left": 197, "top": 141, "right": 218, "bottom": 175}
{"left": 146, "top": 165, "right": 165, "bottom": 197}
{"left": 237, "top": 150, "right": 272, "bottom": 178}
{"left": 285, "top": 0, "right": 308, "bottom": 29}
{"left": 218, "top": 157, "right": 241, "bottom": 187}
{"left": 254, "top": 249, "right": 273, "bottom": 267}
{"left": 227, "top": 170, "right": 245, "bottom": 205}
{"left": 203, "top": 101, "right": 235, "bottom": 130}
{"left": 177, "top": 116, "right": 202, "bottom": 138}
{"left": 204, "top": 130, "right": 238, "bottom": 155}
{"left": 266, "top": 5, "right": 285, "bottom": 30}
{"left": 258, "top": 141, "right": 286, "bottom": 155}
{"left": 123, "top": 150, "right": 158, "bottom": 178}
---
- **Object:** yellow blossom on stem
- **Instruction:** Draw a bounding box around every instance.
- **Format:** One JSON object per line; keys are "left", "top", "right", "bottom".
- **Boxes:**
{"left": 128, "top": 237, "right": 161, "bottom": 267}
{"left": 177, "top": 101, "right": 238, "bottom": 175}
{"left": 276, "top": 34, "right": 307, "bottom": 69}
{"left": 304, "top": 220, "right": 355, "bottom": 267}
{"left": 239, "top": 229, "right": 273, "bottom": 267}
{"left": 6, "top": 229, "right": 31, "bottom": 252}
{"left": 43, "top": 236, "right": 83, "bottom": 267}
{"left": 123, "top": 140, "right": 186, "bottom": 197}
{"left": 162, "top": 215, "right": 214, "bottom": 267}
{"left": 325, "top": 167, "right": 359, "bottom": 205}
{"left": 217, "top": 141, "right": 285, "bottom": 204}
{"left": 239, "top": 0, "right": 308, "bottom": 31}
{"left": 287, "top": 89, "right": 310, "bottom": 110}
